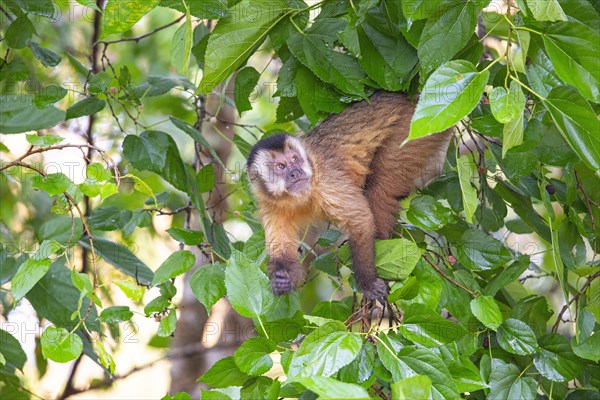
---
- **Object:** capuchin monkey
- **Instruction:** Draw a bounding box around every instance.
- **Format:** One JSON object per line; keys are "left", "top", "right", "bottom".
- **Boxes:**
{"left": 247, "top": 92, "right": 452, "bottom": 301}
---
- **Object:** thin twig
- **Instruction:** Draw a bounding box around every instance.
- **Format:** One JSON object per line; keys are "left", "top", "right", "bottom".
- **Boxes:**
{"left": 422, "top": 253, "right": 477, "bottom": 298}
{"left": 96, "top": 15, "right": 185, "bottom": 45}
{"left": 552, "top": 271, "right": 600, "bottom": 332}
{"left": 0, "top": 143, "right": 119, "bottom": 183}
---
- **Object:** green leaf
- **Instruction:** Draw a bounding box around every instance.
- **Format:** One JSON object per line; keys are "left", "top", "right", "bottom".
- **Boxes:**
{"left": 294, "top": 65, "right": 346, "bottom": 123}
{"left": 11, "top": 258, "right": 52, "bottom": 302}
{"left": 542, "top": 86, "right": 600, "bottom": 172}
{"left": 511, "top": 295, "right": 553, "bottom": 337}
{"left": 389, "top": 274, "right": 442, "bottom": 308}
{"left": 40, "top": 327, "right": 83, "bottom": 363}
{"left": 394, "top": 347, "right": 460, "bottom": 400}
{"left": 398, "top": 304, "right": 468, "bottom": 347}
{"left": 311, "top": 301, "right": 351, "bottom": 322}
{"left": 447, "top": 356, "right": 489, "bottom": 393}
{"left": 533, "top": 333, "right": 584, "bottom": 382}
{"left": 391, "top": 375, "right": 432, "bottom": 400}
{"left": 65, "top": 52, "right": 89, "bottom": 77}
{"left": 33, "top": 85, "right": 69, "bottom": 108}
{"left": 129, "top": 76, "right": 195, "bottom": 98}
{"left": 26, "top": 134, "right": 64, "bottom": 147}
{"left": 234, "top": 337, "right": 275, "bottom": 376}
{"left": 32, "top": 173, "right": 71, "bottom": 196}
{"left": 377, "top": 332, "right": 406, "bottom": 381}
{"left": 152, "top": 250, "right": 196, "bottom": 286}
{"left": 0, "top": 95, "right": 65, "bottom": 134}
{"left": 406, "top": 195, "right": 454, "bottom": 230}
{"left": 166, "top": 227, "right": 203, "bottom": 245}
{"left": 456, "top": 155, "right": 478, "bottom": 224}
{"left": 470, "top": 296, "right": 503, "bottom": 330}
{"left": 170, "top": 118, "right": 225, "bottom": 169}
{"left": 144, "top": 295, "right": 170, "bottom": 316}
{"left": 572, "top": 327, "right": 600, "bottom": 362}
{"left": 29, "top": 42, "right": 62, "bottom": 67}
{"left": 158, "top": 310, "right": 177, "bottom": 337}
{"left": 224, "top": 250, "right": 273, "bottom": 319}
{"left": 402, "top": 0, "right": 443, "bottom": 25}
{"left": 288, "top": 321, "right": 362, "bottom": 379}
{"left": 159, "top": 0, "right": 228, "bottom": 20}
{"left": 418, "top": 1, "right": 478, "bottom": 73}
{"left": 489, "top": 80, "right": 526, "bottom": 125}
{"left": 99, "top": 306, "right": 134, "bottom": 323}
{"left": 115, "top": 279, "right": 144, "bottom": 302}
{"left": 375, "top": 238, "right": 422, "bottom": 280}
{"left": 27, "top": 263, "right": 100, "bottom": 331}
{"left": 11, "top": 0, "right": 53, "bottom": 16}
{"left": 87, "top": 163, "right": 112, "bottom": 182}
{"left": 502, "top": 113, "right": 525, "bottom": 158}
{"left": 234, "top": 67, "right": 260, "bottom": 115}
{"left": 95, "top": 341, "right": 115, "bottom": 374}
{"left": 287, "top": 33, "right": 366, "bottom": 96}
{"left": 123, "top": 130, "right": 190, "bottom": 192}
{"left": 88, "top": 71, "right": 112, "bottom": 94}
{"left": 80, "top": 237, "right": 153, "bottom": 286}
{"left": 170, "top": 8, "right": 192, "bottom": 73}
{"left": 66, "top": 97, "right": 106, "bottom": 120}
{"left": 409, "top": 60, "right": 489, "bottom": 139}
{"left": 199, "top": 0, "right": 289, "bottom": 93}
{"left": 488, "top": 362, "right": 536, "bottom": 400}
{"left": 74, "top": 0, "right": 101, "bottom": 11}
{"left": 527, "top": 0, "right": 567, "bottom": 21}
{"left": 456, "top": 229, "right": 513, "bottom": 271}
{"left": 101, "top": 0, "right": 160, "bottom": 39}
{"left": 190, "top": 264, "right": 226, "bottom": 315}
{"left": 5, "top": 14, "right": 34, "bottom": 49}
{"left": 496, "top": 318, "right": 539, "bottom": 355}
{"left": 493, "top": 180, "right": 551, "bottom": 242}
{"left": 198, "top": 356, "right": 249, "bottom": 388}
{"left": 295, "top": 376, "right": 369, "bottom": 399}
{"left": 0, "top": 329, "right": 27, "bottom": 371}
{"left": 338, "top": 341, "right": 375, "bottom": 384}
{"left": 543, "top": 22, "right": 600, "bottom": 102}
{"left": 573, "top": 310, "right": 600, "bottom": 361}
{"left": 198, "top": 164, "right": 216, "bottom": 192}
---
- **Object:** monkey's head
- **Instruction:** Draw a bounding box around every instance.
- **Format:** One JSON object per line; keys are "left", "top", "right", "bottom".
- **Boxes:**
{"left": 247, "top": 134, "right": 313, "bottom": 198}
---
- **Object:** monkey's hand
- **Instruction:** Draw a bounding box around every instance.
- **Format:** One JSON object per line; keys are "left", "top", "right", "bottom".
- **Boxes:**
{"left": 361, "top": 277, "right": 389, "bottom": 302}
{"left": 268, "top": 259, "right": 306, "bottom": 296}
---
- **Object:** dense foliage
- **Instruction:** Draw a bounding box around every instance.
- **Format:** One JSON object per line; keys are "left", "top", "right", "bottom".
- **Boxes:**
{"left": 1, "top": 0, "right": 599, "bottom": 399}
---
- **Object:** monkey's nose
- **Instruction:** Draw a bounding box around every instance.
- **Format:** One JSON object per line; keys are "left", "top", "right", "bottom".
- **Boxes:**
{"left": 289, "top": 169, "right": 300, "bottom": 179}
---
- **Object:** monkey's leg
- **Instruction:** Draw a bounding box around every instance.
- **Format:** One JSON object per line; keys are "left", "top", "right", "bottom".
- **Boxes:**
{"left": 263, "top": 214, "right": 307, "bottom": 295}
{"left": 365, "top": 131, "right": 452, "bottom": 238}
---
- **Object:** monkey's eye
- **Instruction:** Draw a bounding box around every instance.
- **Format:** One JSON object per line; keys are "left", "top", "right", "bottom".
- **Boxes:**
{"left": 291, "top": 155, "right": 298, "bottom": 163}
{"left": 277, "top": 163, "right": 286, "bottom": 170}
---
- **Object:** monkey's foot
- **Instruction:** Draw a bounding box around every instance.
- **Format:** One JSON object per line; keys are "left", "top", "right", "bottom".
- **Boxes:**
{"left": 271, "top": 269, "right": 294, "bottom": 295}
{"left": 362, "top": 278, "right": 389, "bottom": 302}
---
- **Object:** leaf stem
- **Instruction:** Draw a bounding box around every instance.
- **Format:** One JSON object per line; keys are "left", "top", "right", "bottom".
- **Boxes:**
{"left": 289, "top": 15, "right": 304, "bottom": 35}
{"left": 480, "top": 55, "right": 506, "bottom": 73}
{"left": 422, "top": 254, "right": 477, "bottom": 298}
{"left": 509, "top": 74, "right": 545, "bottom": 101}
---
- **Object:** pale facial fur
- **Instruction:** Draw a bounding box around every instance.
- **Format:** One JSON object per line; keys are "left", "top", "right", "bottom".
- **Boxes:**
{"left": 249, "top": 136, "right": 313, "bottom": 197}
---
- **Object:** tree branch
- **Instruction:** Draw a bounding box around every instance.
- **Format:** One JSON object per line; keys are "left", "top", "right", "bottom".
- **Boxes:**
{"left": 552, "top": 271, "right": 600, "bottom": 332}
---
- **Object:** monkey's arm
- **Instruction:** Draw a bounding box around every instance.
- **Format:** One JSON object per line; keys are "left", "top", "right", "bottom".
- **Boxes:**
{"left": 262, "top": 212, "right": 307, "bottom": 295}
{"left": 322, "top": 186, "right": 388, "bottom": 301}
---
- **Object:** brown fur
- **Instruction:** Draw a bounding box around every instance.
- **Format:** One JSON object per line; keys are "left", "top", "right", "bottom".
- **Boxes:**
{"left": 250, "top": 92, "right": 452, "bottom": 300}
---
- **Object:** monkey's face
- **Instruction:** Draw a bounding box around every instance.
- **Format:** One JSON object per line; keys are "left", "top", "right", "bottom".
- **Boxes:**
{"left": 248, "top": 136, "right": 313, "bottom": 197}
{"left": 271, "top": 147, "right": 311, "bottom": 195}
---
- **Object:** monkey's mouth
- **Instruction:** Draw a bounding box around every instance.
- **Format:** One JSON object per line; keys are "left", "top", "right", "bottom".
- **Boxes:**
{"left": 286, "top": 178, "right": 309, "bottom": 193}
